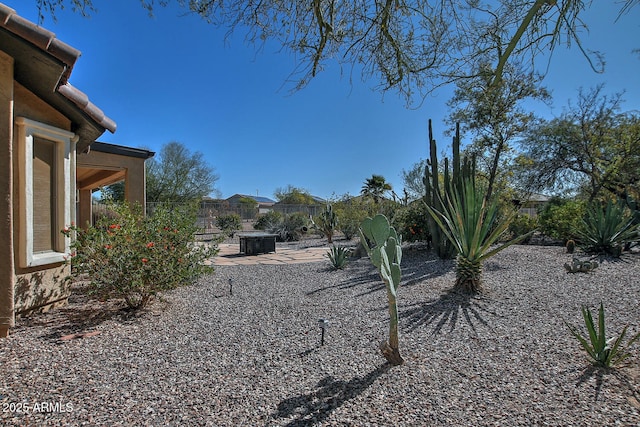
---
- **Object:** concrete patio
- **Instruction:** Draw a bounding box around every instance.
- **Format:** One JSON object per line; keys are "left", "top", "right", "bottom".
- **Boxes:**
{"left": 212, "top": 243, "right": 330, "bottom": 266}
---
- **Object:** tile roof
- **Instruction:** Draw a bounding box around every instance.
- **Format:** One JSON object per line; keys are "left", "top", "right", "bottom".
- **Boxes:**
{"left": 0, "top": 3, "right": 116, "bottom": 134}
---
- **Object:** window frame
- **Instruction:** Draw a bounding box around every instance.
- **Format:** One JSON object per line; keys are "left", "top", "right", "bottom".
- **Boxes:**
{"left": 15, "top": 117, "right": 77, "bottom": 267}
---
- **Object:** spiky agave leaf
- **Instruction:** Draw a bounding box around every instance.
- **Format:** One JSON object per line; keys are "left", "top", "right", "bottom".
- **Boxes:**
{"left": 425, "top": 178, "right": 533, "bottom": 292}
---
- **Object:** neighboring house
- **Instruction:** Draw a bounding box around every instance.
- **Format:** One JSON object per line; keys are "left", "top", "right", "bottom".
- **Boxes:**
{"left": 513, "top": 193, "right": 550, "bottom": 217}
{"left": 0, "top": 4, "right": 152, "bottom": 337}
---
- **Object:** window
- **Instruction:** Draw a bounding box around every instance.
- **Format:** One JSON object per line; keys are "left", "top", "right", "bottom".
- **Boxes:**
{"left": 15, "top": 117, "right": 77, "bottom": 267}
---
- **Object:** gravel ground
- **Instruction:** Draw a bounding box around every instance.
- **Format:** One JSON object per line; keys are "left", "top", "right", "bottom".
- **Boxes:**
{"left": 1, "top": 240, "right": 639, "bottom": 426}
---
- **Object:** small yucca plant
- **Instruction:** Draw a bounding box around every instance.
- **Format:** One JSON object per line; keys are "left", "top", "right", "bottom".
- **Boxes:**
{"left": 426, "top": 178, "right": 532, "bottom": 293}
{"left": 565, "top": 302, "right": 640, "bottom": 368}
{"left": 327, "top": 245, "right": 351, "bottom": 270}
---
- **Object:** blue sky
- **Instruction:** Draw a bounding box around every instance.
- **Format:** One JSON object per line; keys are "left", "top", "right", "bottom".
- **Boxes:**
{"left": 7, "top": 1, "right": 640, "bottom": 200}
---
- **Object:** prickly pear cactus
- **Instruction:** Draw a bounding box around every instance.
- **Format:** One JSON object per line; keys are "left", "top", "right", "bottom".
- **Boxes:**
{"left": 359, "top": 214, "right": 404, "bottom": 366}
{"left": 564, "top": 257, "right": 599, "bottom": 273}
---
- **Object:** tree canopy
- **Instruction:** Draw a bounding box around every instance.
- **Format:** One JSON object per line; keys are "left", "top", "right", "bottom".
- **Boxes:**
{"left": 361, "top": 174, "right": 392, "bottom": 203}
{"left": 35, "top": 0, "right": 637, "bottom": 105}
{"left": 515, "top": 85, "right": 640, "bottom": 201}
{"left": 447, "top": 62, "right": 550, "bottom": 200}
{"left": 273, "top": 185, "right": 316, "bottom": 204}
{"left": 146, "top": 141, "right": 220, "bottom": 203}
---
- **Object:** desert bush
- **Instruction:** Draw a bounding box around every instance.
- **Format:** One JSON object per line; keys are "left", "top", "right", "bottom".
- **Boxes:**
{"left": 537, "top": 197, "right": 586, "bottom": 242}
{"left": 270, "top": 212, "right": 309, "bottom": 241}
{"left": 254, "top": 210, "right": 283, "bottom": 230}
{"left": 63, "top": 202, "right": 218, "bottom": 309}
{"left": 508, "top": 214, "right": 538, "bottom": 243}
{"left": 216, "top": 213, "right": 242, "bottom": 237}
{"left": 334, "top": 197, "right": 377, "bottom": 240}
{"left": 394, "top": 200, "right": 431, "bottom": 243}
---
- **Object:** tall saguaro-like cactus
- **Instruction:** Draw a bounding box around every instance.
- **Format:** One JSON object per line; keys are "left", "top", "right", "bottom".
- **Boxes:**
{"left": 423, "top": 120, "right": 475, "bottom": 259}
{"left": 359, "top": 214, "right": 404, "bottom": 366}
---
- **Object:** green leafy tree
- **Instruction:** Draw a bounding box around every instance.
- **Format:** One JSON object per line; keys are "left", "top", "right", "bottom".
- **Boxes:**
{"left": 401, "top": 159, "right": 427, "bottom": 202}
{"left": 146, "top": 141, "right": 220, "bottom": 203}
{"left": 361, "top": 174, "right": 392, "bottom": 204}
{"left": 36, "top": 1, "right": 637, "bottom": 105}
{"left": 447, "top": 62, "right": 550, "bottom": 201}
{"left": 238, "top": 196, "right": 258, "bottom": 219}
{"left": 537, "top": 197, "right": 586, "bottom": 242}
{"left": 515, "top": 86, "right": 640, "bottom": 201}
{"left": 334, "top": 194, "right": 377, "bottom": 240}
{"left": 100, "top": 181, "right": 125, "bottom": 202}
{"left": 273, "top": 185, "right": 315, "bottom": 205}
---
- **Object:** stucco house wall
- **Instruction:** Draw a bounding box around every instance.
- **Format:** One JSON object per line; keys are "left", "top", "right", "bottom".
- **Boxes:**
{"left": 12, "top": 82, "right": 75, "bottom": 315}
{"left": 0, "top": 3, "right": 128, "bottom": 337}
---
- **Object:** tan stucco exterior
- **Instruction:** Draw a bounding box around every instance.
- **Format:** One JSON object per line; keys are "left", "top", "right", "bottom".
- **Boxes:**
{"left": 77, "top": 148, "right": 149, "bottom": 229}
{"left": 10, "top": 83, "right": 75, "bottom": 316}
{"left": 0, "top": 50, "right": 14, "bottom": 337}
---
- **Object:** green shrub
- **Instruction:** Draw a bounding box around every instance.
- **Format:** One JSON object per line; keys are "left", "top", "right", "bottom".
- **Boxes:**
{"left": 508, "top": 214, "right": 538, "bottom": 243}
{"left": 577, "top": 200, "right": 638, "bottom": 256}
{"left": 327, "top": 245, "right": 351, "bottom": 270}
{"left": 335, "top": 197, "right": 376, "bottom": 240}
{"left": 270, "top": 212, "right": 309, "bottom": 241}
{"left": 565, "top": 302, "right": 640, "bottom": 368}
{"left": 395, "top": 201, "right": 431, "bottom": 243}
{"left": 537, "top": 198, "right": 586, "bottom": 241}
{"left": 254, "top": 210, "right": 283, "bottom": 230}
{"left": 63, "top": 202, "right": 218, "bottom": 309}
{"left": 216, "top": 213, "right": 242, "bottom": 237}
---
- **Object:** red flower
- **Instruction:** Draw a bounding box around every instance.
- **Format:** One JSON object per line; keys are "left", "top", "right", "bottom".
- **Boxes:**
{"left": 104, "top": 244, "right": 112, "bottom": 249}
{"left": 142, "top": 258, "right": 148, "bottom": 263}
{"left": 146, "top": 242, "right": 154, "bottom": 248}
{"left": 109, "top": 224, "right": 118, "bottom": 229}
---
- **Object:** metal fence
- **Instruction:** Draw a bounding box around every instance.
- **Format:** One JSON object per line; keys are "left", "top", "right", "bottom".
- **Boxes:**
{"left": 92, "top": 201, "right": 325, "bottom": 234}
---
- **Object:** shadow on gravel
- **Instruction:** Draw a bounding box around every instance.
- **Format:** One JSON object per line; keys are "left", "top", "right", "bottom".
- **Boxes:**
{"left": 271, "top": 363, "right": 390, "bottom": 426}
{"left": 576, "top": 365, "right": 608, "bottom": 401}
{"left": 307, "top": 251, "right": 453, "bottom": 299}
{"left": 401, "top": 289, "right": 494, "bottom": 334}
{"left": 16, "top": 293, "right": 143, "bottom": 344}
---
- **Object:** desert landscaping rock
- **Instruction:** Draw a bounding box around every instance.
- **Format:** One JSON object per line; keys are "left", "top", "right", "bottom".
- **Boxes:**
{"left": 1, "top": 242, "right": 639, "bottom": 426}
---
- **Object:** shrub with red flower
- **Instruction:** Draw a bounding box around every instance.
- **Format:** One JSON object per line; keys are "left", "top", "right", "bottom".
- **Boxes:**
{"left": 62, "top": 202, "right": 219, "bottom": 309}
{"left": 395, "top": 200, "right": 431, "bottom": 243}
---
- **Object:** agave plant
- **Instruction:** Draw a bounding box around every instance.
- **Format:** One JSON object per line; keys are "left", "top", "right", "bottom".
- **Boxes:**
{"left": 425, "top": 178, "right": 532, "bottom": 293}
{"left": 326, "top": 245, "right": 351, "bottom": 270}
{"left": 565, "top": 302, "right": 640, "bottom": 368}
{"left": 577, "top": 200, "right": 638, "bottom": 256}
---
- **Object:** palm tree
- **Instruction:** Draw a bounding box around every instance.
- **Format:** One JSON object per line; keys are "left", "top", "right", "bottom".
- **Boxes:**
{"left": 361, "top": 174, "right": 392, "bottom": 204}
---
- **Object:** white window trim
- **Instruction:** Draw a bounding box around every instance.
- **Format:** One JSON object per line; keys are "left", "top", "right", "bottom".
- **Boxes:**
{"left": 15, "top": 117, "right": 77, "bottom": 267}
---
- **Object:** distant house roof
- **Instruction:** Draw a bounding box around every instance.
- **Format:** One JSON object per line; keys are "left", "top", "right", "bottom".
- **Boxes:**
{"left": 311, "top": 195, "right": 326, "bottom": 204}
{"left": 0, "top": 4, "right": 116, "bottom": 151}
{"left": 226, "top": 194, "right": 276, "bottom": 205}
